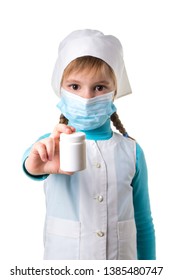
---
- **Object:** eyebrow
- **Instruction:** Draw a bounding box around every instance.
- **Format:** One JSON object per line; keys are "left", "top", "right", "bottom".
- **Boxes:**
{"left": 94, "top": 80, "right": 110, "bottom": 85}
{"left": 65, "top": 79, "right": 81, "bottom": 84}
{"left": 65, "top": 79, "right": 110, "bottom": 84}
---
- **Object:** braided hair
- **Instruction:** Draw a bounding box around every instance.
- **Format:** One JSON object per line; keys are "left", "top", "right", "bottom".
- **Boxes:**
{"left": 59, "top": 114, "right": 68, "bottom": 125}
{"left": 110, "top": 112, "right": 129, "bottom": 137}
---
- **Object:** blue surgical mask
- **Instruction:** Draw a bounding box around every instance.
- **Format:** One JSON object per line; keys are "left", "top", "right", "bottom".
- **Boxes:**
{"left": 57, "top": 88, "right": 117, "bottom": 131}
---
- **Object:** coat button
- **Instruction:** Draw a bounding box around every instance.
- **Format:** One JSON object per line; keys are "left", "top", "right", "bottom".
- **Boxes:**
{"left": 95, "top": 163, "right": 101, "bottom": 168}
{"left": 93, "top": 162, "right": 101, "bottom": 168}
{"left": 97, "top": 195, "right": 104, "bottom": 202}
{"left": 96, "top": 231, "right": 104, "bottom": 237}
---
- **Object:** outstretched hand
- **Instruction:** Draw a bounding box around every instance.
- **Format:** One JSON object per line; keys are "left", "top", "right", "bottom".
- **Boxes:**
{"left": 25, "top": 124, "right": 75, "bottom": 176}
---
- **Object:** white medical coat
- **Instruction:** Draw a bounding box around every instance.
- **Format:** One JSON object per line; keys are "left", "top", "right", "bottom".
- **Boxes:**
{"left": 43, "top": 132, "right": 137, "bottom": 260}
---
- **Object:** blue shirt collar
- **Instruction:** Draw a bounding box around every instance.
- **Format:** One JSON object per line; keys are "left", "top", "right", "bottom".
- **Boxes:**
{"left": 77, "top": 119, "right": 113, "bottom": 141}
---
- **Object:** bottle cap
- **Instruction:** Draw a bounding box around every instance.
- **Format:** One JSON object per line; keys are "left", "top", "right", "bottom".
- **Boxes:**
{"left": 60, "top": 132, "right": 85, "bottom": 143}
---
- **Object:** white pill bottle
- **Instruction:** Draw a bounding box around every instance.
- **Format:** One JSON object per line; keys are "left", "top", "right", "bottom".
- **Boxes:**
{"left": 60, "top": 132, "right": 86, "bottom": 172}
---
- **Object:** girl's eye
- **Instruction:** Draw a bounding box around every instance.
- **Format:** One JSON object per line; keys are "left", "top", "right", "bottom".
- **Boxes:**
{"left": 70, "top": 84, "right": 79, "bottom": 90}
{"left": 95, "top": 85, "right": 105, "bottom": 91}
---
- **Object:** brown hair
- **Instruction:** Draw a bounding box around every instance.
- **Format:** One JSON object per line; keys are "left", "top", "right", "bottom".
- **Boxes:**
{"left": 59, "top": 56, "right": 130, "bottom": 138}
{"left": 61, "top": 55, "right": 116, "bottom": 88}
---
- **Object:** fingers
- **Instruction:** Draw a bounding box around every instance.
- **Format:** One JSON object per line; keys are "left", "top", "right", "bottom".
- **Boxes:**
{"left": 32, "top": 137, "right": 55, "bottom": 162}
{"left": 31, "top": 124, "right": 75, "bottom": 163}
{"left": 28, "top": 124, "right": 76, "bottom": 176}
{"left": 44, "top": 137, "right": 55, "bottom": 161}
{"left": 51, "top": 124, "right": 76, "bottom": 139}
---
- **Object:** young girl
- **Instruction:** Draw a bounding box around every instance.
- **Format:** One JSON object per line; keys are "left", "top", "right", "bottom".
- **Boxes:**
{"left": 23, "top": 29, "right": 156, "bottom": 260}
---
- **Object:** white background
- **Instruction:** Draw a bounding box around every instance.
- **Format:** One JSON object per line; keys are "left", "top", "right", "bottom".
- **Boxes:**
{"left": 0, "top": 0, "right": 173, "bottom": 277}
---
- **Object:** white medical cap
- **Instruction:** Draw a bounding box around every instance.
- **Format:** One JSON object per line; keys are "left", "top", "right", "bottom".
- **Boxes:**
{"left": 51, "top": 29, "right": 132, "bottom": 99}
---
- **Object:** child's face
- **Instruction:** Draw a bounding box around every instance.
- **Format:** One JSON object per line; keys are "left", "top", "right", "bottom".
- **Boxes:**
{"left": 62, "top": 67, "right": 116, "bottom": 99}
